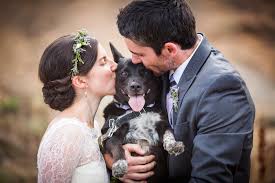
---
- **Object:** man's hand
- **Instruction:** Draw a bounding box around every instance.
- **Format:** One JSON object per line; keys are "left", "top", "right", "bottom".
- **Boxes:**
{"left": 119, "top": 144, "right": 156, "bottom": 183}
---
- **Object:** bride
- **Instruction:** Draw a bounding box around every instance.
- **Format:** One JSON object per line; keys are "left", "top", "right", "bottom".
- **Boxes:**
{"left": 37, "top": 30, "right": 117, "bottom": 183}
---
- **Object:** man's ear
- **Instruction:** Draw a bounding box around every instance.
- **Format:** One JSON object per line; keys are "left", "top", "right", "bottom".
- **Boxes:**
{"left": 161, "top": 42, "right": 178, "bottom": 57}
{"left": 109, "top": 42, "right": 124, "bottom": 63}
{"left": 71, "top": 75, "right": 87, "bottom": 89}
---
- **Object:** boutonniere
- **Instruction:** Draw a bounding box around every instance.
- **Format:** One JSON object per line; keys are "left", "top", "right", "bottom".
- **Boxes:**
{"left": 170, "top": 86, "right": 179, "bottom": 112}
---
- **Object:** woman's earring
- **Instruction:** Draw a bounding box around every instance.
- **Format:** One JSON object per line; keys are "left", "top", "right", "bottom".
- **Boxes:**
{"left": 84, "top": 90, "right": 87, "bottom": 98}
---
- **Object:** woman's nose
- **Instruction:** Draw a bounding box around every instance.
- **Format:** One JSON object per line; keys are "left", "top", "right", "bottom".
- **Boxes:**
{"left": 110, "top": 61, "right": 117, "bottom": 72}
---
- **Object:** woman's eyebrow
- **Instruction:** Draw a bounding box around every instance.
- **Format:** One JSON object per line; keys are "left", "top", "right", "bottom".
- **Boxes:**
{"left": 98, "top": 56, "right": 106, "bottom": 61}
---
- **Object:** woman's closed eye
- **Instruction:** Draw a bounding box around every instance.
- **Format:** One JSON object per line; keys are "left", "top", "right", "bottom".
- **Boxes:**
{"left": 99, "top": 56, "right": 107, "bottom": 65}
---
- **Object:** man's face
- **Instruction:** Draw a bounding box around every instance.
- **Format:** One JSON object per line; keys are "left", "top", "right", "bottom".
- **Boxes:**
{"left": 124, "top": 38, "right": 170, "bottom": 76}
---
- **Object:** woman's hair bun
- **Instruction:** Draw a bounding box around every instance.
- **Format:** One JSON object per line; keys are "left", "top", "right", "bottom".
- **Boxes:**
{"left": 42, "top": 77, "right": 75, "bottom": 111}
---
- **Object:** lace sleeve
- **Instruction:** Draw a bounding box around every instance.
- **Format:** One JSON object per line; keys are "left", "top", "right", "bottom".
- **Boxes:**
{"left": 37, "top": 122, "right": 85, "bottom": 183}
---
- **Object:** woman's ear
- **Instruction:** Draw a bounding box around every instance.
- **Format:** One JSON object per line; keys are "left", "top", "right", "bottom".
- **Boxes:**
{"left": 71, "top": 75, "right": 87, "bottom": 89}
{"left": 162, "top": 42, "right": 179, "bottom": 57}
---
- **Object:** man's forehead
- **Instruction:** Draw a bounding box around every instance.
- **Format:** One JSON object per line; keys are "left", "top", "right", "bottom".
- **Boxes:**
{"left": 124, "top": 38, "right": 147, "bottom": 49}
{"left": 117, "top": 59, "right": 143, "bottom": 70}
{"left": 125, "top": 38, "right": 139, "bottom": 49}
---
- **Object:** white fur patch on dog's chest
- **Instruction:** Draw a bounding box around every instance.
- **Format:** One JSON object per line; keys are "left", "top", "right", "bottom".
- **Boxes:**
{"left": 125, "top": 112, "right": 162, "bottom": 146}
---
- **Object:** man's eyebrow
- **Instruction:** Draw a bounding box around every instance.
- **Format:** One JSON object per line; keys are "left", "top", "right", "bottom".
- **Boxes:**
{"left": 130, "top": 50, "right": 142, "bottom": 56}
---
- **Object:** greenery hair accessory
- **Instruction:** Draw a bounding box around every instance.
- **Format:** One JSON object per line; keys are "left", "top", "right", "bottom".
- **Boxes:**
{"left": 71, "top": 29, "right": 91, "bottom": 77}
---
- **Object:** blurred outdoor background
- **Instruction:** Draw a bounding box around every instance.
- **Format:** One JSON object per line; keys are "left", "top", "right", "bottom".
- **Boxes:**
{"left": 0, "top": 0, "right": 274, "bottom": 182}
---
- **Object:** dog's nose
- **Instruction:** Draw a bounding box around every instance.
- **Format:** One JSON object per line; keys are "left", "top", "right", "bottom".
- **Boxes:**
{"left": 130, "top": 82, "right": 142, "bottom": 92}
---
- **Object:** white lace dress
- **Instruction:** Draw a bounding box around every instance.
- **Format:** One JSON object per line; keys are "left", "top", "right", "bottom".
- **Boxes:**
{"left": 37, "top": 118, "right": 109, "bottom": 183}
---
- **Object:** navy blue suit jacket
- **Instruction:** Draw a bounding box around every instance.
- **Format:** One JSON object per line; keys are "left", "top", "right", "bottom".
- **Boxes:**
{"left": 161, "top": 35, "right": 255, "bottom": 183}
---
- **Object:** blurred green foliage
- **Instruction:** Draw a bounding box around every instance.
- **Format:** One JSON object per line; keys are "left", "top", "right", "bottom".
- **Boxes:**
{"left": 0, "top": 96, "right": 19, "bottom": 114}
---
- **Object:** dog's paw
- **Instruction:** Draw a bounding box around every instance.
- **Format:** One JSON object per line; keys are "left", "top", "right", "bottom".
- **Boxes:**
{"left": 164, "top": 141, "right": 185, "bottom": 156}
{"left": 112, "top": 159, "right": 128, "bottom": 178}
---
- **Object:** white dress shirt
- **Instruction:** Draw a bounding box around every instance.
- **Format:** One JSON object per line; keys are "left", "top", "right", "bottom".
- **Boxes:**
{"left": 166, "top": 34, "right": 203, "bottom": 127}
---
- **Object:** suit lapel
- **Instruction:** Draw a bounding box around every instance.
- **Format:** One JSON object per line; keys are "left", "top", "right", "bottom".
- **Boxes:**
{"left": 173, "top": 35, "right": 212, "bottom": 125}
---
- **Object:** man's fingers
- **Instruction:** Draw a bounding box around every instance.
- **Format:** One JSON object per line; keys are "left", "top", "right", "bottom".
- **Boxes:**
{"left": 127, "top": 154, "right": 155, "bottom": 166}
{"left": 127, "top": 161, "right": 156, "bottom": 173}
{"left": 121, "top": 143, "right": 155, "bottom": 182}
{"left": 123, "top": 144, "right": 145, "bottom": 155}
{"left": 119, "top": 178, "right": 147, "bottom": 183}
{"left": 123, "top": 171, "right": 154, "bottom": 181}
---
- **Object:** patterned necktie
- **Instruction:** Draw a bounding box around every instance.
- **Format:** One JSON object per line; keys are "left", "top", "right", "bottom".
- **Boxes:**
{"left": 167, "top": 74, "right": 177, "bottom": 127}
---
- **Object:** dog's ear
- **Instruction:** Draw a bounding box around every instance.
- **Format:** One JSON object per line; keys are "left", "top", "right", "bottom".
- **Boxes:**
{"left": 109, "top": 42, "right": 124, "bottom": 63}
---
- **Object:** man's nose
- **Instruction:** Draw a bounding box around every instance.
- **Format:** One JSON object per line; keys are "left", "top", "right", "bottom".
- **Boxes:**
{"left": 132, "top": 55, "right": 141, "bottom": 64}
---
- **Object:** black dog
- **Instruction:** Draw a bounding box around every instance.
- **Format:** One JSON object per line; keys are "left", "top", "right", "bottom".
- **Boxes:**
{"left": 99, "top": 43, "right": 184, "bottom": 182}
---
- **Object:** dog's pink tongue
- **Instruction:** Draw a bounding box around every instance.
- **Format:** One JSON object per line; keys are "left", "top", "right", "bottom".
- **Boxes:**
{"left": 128, "top": 95, "right": 145, "bottom": 112}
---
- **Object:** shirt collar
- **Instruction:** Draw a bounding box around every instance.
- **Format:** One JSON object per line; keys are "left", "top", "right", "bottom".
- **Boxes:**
{"left": 169, "top": 34, "right": 203, "bottom": 84}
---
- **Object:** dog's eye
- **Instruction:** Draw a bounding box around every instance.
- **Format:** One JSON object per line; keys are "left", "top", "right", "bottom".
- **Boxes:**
{"left": 144, "top": 70, "right": 149, "bottom": 75}
{"left": 139, "top": 69, "right": 150, "bottom": 76}
{"left": 120, "top": 71, "right": 128, "bottom": 78}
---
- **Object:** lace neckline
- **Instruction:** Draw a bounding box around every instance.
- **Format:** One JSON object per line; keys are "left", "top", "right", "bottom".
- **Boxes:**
{"left": 49, "top": 117, "right": 95, "bottom": 130}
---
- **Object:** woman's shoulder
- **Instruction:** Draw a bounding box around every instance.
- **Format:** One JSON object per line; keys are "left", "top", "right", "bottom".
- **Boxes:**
{"left": 40, "top": 118, "right": 87, "bottom": 145}
{"left": 37, "top": 118, "right": 87, "bottom": 165}
{"left": 48, "top": 117, "right": 87, "bottom": 132}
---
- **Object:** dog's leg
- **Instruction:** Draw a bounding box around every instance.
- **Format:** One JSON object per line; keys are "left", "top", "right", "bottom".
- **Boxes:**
{"left": 104, "top": 123, "right": 129, "bottom": 178}
{"left": 156, "top": 117, "right": 184, "bottom": 155}
{"left": 162, "top": 129, "right": 185, "bottom": 156}
{"left": 106, "top": 138, "right": 128, "bottom": 178}
{"left": 156, "top": 118, "right": 169, "bottom": 143}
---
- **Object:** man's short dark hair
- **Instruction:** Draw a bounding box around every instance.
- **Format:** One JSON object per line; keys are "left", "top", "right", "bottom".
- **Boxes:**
{"left": 117, "top": 0, "right": 197, "bottom": 55}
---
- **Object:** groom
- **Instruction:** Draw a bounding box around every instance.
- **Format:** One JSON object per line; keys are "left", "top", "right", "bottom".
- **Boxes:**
{"left": 111, "top": 0, "right": 256, "bottom": 182}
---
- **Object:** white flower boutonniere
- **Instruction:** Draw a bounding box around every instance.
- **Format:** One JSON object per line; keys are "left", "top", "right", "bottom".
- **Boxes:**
{"left": 170, "top": 86, "right": 179, "bottom": 112}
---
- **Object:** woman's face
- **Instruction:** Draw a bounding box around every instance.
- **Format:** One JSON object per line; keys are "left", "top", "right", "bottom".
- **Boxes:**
{"left": 86, "top": 43, "right": 117, "bottom": 97}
